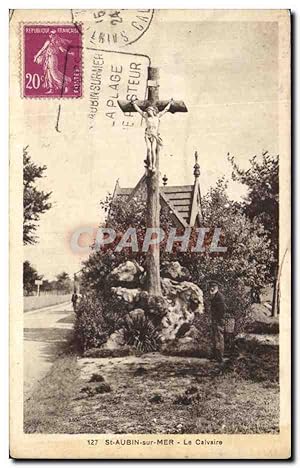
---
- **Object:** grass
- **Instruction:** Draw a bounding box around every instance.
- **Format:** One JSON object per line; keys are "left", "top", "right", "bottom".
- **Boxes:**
{"left": 24, "top": 294, "right": 71, "bottom": 312}
{"left": 24, "top": 353, "right": 279, "bottom": 434}
{"left": 24, "top": 354, "right": 81, "bottom": 433}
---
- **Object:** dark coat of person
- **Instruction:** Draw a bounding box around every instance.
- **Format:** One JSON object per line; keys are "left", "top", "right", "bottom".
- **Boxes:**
{"left": 210, "top": 291, "right": 226, "bottom": 322}
{"left": 71, "top": 293, "right": 78, "bottom": 311}
{"left": 210, "top": 291, "right": 226, "bottom": 362}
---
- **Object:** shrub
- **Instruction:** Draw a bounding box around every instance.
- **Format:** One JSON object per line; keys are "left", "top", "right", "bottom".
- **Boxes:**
{"left": 122, "top": 314, "right": 161, "bottom": 353}
{"left": 74, "top": 295, "right": 108, "bottom": 352}
{"left": 100, "top": 291, "right": 131, "bottom": 332}
{"left": 89, "top": 374, "right": 105, "bottom": 383}
{"left": 74, "top": 287, "right": 135, "bottom": 352}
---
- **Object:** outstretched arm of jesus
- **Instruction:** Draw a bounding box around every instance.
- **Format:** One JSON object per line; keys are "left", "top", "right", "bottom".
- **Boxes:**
{"left": 131, "top": 99, "right": 146, "bottom": 117}
{"left": 158, "top": 98, "right": 174, "bottom": 117}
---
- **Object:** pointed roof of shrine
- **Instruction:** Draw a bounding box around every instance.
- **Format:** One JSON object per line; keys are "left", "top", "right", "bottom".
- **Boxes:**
{"left": 112, "top": 153, "right": 203, "bottom": 228}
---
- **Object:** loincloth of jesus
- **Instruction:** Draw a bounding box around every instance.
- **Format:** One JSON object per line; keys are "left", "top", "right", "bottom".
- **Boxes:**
{"left": 145, "top": 128, "right": 163, "bottom": 146}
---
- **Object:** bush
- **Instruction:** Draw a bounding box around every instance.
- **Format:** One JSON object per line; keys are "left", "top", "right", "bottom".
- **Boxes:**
{"left": 122, "top": 314, "right": 161, "bottom": 353}
{"left": 74, "top": 288, "right": 134, "bottom": 352}
{"left": 74, "top": 295, "right": 108, "bottom": 352}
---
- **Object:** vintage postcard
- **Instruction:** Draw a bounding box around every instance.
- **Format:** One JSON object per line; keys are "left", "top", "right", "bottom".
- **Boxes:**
{"left": 9, "top": 9, "right": 291, "bottom": 459}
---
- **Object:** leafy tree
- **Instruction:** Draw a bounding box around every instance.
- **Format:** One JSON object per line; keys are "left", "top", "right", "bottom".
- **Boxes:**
{"left": 41, "top": 279, "right": 53, "bottom": 292}
{"left": 194, "top": 178, "right": 273, "bottom": 288}
{"left": 227, "top": 151, "right": 279, "bottom": 263}
{"left": 56, "top": 272, "right": 70, "bottom": 282}
{"left": 54, "top": 272, "right": 72, "bottom": 293}
{"left": 82, "top": 194, "right": 174, "bottom": 292}
{"left": 23, "top": 146, "right": 52, "bottom": 245}
{"left": 176, "top": 179, "right": 273, "bottom": 326}
{"left": 227, "top": 151, "right": 279, "bottom": 314}
{"left": 23, "top": 260, "right": 42, "bottom": 296}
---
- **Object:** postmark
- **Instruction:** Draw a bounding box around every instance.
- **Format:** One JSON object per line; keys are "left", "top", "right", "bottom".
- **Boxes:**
{"left": 22, "top": 24, "right": 83, "bottom": 98}
{"left": 52, "top": 49, "right": 150, "bottom": 133}
{"left": 71, "top": 9, "right": 154, "bottom": 49}
{"left": 85, "top": 49, "right": 149, "bottom": 130}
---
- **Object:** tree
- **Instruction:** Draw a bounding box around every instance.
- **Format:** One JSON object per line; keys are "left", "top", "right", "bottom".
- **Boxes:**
{"left": 54, "top": 272, "right": 72, "bottom": 293}
{"left": 81, "top": 193, "right": 174, "bottom": 292}
{"left": 163, "top": 178, "right": 272, "bottom": 329}
{"left": 202, "top": 178, "right": 273, "bottom": 288}
{"left": 41, "top": 279, "right": 53, "bottom": 292}
{"left": 227, "top": 151, "right": 279, "bottom": 262}
{"left": 180, "top": 178, "right": 272, "bottom": 285}
{"left": 23, "top": 146, "right": 52, "bottom": 245}
{"left": 23, "top": 260, "right": 42, "bottom": 296}
{"left": 227, "top": 151, "right": 279, "bottom": 314}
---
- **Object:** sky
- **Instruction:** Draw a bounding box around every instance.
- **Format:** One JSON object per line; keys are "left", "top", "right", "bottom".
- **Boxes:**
{"left": 14, "top": 10, "right": 279, "bottom": 280}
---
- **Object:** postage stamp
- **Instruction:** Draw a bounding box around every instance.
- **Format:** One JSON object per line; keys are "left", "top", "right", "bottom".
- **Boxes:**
{"left": 71, "top": 9, "right": 154, "bottom": 49}
{"left": 22, "top": 24, "right": 83, "bottom": 98}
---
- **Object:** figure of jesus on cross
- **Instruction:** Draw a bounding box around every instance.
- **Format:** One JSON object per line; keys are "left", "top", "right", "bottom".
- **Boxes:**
{"left": 118, "top": 66, "right": 187, "bottom": 299}
{"left": 130, "top": 97, "right": 174, "bottom": 173}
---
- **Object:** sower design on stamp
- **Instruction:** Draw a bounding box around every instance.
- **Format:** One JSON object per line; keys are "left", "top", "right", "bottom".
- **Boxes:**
{"left": 23, "top": 24, "right": 83, "bottom": 98}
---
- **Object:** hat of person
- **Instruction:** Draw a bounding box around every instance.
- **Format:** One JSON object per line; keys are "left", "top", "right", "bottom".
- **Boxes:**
{"left": 207, "top": 279, "right": 220, "bottom": 287}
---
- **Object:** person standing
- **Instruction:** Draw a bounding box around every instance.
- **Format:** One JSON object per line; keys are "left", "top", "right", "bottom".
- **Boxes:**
{"left": 208, "top": 280, "right": 226, "bottom": 363}
{"left": 71, "top": 292, "right": 78, "bottom": 313}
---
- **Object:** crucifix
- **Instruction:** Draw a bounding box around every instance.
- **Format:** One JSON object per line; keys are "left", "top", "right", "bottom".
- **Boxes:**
{"left": 118, "top": 67, "right": 187, "bottom": 298}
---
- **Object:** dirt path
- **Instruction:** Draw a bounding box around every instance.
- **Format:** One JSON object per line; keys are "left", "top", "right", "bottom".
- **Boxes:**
{"left": 24, "top": 302, "right": 74, "bottom": 399}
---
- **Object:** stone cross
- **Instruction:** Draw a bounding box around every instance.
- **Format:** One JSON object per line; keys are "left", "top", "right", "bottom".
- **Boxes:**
{"left": 118, "top": 67, "right": 187, "bottom": 297}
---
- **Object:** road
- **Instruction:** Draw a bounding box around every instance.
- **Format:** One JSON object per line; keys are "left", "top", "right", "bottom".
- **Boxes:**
{"left": 24, "top": 301, "right": 75, "bottom": 399}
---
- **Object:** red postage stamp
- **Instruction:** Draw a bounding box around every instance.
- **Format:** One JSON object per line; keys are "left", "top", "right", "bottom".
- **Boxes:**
{"left": 22, "top": 24, "right": 83, "bottom": 98}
